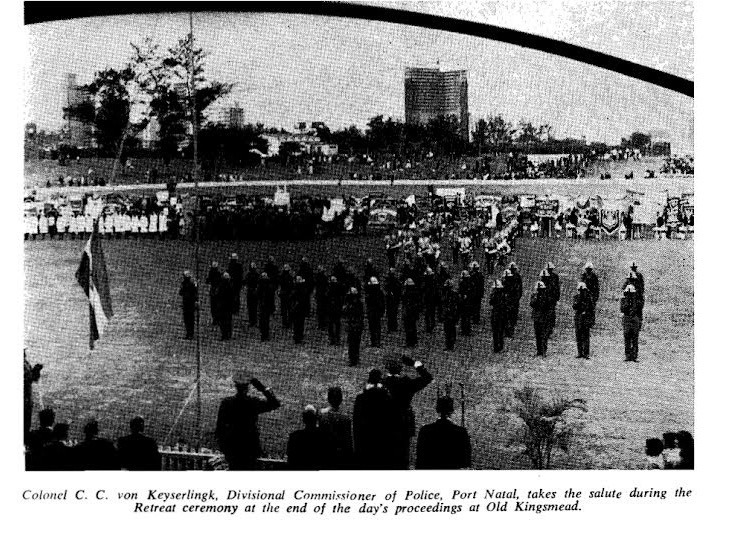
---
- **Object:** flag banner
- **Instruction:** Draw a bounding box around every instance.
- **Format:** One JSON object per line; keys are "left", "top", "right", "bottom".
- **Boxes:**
{"left": 666, "top": 197, "right": 681, "bottom": 225}
{"left": 680, "top": 193, "right": 694, "bottom": 221}
{"left": 535, "top": 198, "right": 559, "bottom": 218}
{"left": 600, "top": 208, "right": 621, "bottom": 235}
{"left": 75, "top": 226, "right": 113, "bottom": 349}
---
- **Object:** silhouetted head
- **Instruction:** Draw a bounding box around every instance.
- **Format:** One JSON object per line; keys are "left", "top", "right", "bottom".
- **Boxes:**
{"left": 663, "top": 432, "right": 678, "bottom": 448}
{"left": 302, "top": 405, "right": 318, "bottom": 428}
{"left": 436, "top": 397, "right": 455, "bottom": 417}
{"left": 645, "top": 438, "right": 664, "bottom": 457}
{"left": 327, "top": 386, "right": 343, "bottom": 408}
{"left": 83, "top": 419, "right": 99, "bottom": 439}
{"left": 52, "top": 423, "right": 69, "bottom": 441}
{"left": 130, "top": 416, "right": 145, "bottom": 434}
{"left": 39, "top": 408, "right": 55, "bottom": 428}
{"left": 367, "top": 369, "right": 382, "bottom": 385}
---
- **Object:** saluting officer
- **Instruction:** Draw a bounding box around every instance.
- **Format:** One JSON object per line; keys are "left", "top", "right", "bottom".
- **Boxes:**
{"left": 573, "top": 282, "right": 595, "bottom": 359}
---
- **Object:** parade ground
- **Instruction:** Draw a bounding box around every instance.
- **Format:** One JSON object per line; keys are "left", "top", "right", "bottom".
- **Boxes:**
{"left": 24, "top": 233, "right": 693, "bottom": 469}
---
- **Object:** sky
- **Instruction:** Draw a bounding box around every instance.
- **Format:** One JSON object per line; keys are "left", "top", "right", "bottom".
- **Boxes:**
{"left": 24, "top": 1, "right": 694, "bottom": 152}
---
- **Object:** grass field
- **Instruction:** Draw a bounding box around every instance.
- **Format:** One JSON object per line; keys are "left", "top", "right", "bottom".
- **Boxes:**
{"left": 24, "top": 234, "right": 693, "bottom": 469}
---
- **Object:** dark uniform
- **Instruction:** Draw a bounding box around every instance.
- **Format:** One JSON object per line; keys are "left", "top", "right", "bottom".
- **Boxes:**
{"left": 218, "top": 274, "right": 235, "bottom": 340}
{"left": 623, "top": 269, "right": 645, "bottom": 319}
{"left": 542, "top": 268, "right": 560, "bottom": 339}
{"left": 435, "top": 262, "right": 451, "bottom": 321}
{"left": 326, "top": 277, "right": 345, "bottom": 345}
{"left": 179, "top": 274, "right": 198, "bottom": 339}
{"left": 416, "top": 402, "right": 471, "bottom": 470}
{"left": 344, "top": 290, "right": 365, "bottom": 365}
{"left": 290, "top": 278, "right": 308, "bottom": 344}
{"left": 279, "top": 267, "right": 294, "bottom": 328}
{"left": 206, "top": 264, "right": 222, "bottom": 325}
{"left": 469, "top": 265, "right": 485, "bottom": 324}
{"left": 506, "top": 264, "right": 523, "bottom": 336}
{"left": 489, "top": 283, "right": 508, "bottom": 353}
{"left": 314, "top": 267, "right": 329, "bottom": 330}
{"left": 573, "top": 285, "right": 595, "bottom": 359}
{"left": 257, "top": 273, "right": 276, "bottom": 341}
{"left": 458, "top": 273, "right": 472, "bottom": 336}
{"left": 441, "top": 281, "right": 459, "bottom": 350}
{"left": 621, "top": 288, "right": 642, "bottom": 362}
{"left": 365, "top": 280, "right": 385, "bottom": 347}
{"left": 422, "top": 270, "right": 437, "bottom": 333}
{"left": 215, "top": 378, "right": 280, "bottom": 470}
{"left": 353, "top": 374, "right": 400, "bottom": 469}
{"left": 385, "top": 270, "right": 402, "bottom": 332}
{"left": 243, "top": 264, "right": 260, "bottom": 326}
{"left": 298, "top": 257, "right": 314, "bottom": 317}
{"left": 228, "top": 256, "right": 244, "bottom": 315}
{"left": 117, "top": 428, "right": 161, "bottom": 471}
{"left": 530, "top": 284, "right": 552, "bottom": 356}
{"left": 582, "top": 267, "right": 600, "bottom": 307}
{"left": 383, "top": 361, "right": 433, "bottom": 469}
{"left": 402, "top": 282, "right": 421, "bottom": 347}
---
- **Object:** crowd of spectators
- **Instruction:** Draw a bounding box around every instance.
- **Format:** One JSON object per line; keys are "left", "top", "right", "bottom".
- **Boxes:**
{"left": 645, "top": 431, "right": 694, "bottom": 469}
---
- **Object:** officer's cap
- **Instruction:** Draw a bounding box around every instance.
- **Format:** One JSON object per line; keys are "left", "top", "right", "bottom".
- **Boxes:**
{"left": 370, "top": 277, "right": 379, "bottom": 285}
{"left": 624, "top": 284, "right": 636, "bottom": 293}
{"left": 509, "top": 262, "right": 518, "bottom": 270}
{"left": 503, "top": 269, "right": 513, "bottom": 277}
{"left": 546, "top": 262, "right": 555, "bottom": 269}
{"left": 584, "top": 261, "right": 594, "bottom": 270}
{"left": 577, "top": 282, "right": 587, "bottom": 290}
{"left": 183, "top": 270, "right": 192, "bottom": 278}
{"left": 231, "top": 253, "right": 238, "bottom": 260}
{"left": 628, "top": 271, "right": 637, "bottom": 279}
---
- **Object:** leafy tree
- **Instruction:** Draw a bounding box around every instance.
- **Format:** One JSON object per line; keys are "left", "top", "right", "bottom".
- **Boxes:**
{"left": 511, "top": 386, "right": 587, "bottom": 469}
{"left": 198, "top": 124, "right": 267, "bottom": 168}
{"left": 330, "top": 125, "right": 367, "bottom": 154}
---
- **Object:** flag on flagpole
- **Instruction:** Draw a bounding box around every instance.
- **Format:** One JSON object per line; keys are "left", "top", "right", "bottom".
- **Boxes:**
{"left": 75, "top": 223, "right": 113, "bottom": 349}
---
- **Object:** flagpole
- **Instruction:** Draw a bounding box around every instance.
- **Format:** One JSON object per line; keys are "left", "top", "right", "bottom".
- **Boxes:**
{"left": 189, "top": 11, "right": 202, "bottom": 448}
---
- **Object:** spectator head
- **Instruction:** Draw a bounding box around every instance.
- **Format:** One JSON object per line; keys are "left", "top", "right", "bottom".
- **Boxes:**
{"left": 676, "top": 430, "right": 693, "bottom": 450}
{"left": 436, "top": 397, "right": 455, "bottom": 418}
{"left": 211, "top": 261, "right": 219, "bottom": 268}
{"left": 223, "top": 272, "right": 231, "bottom": 280}
{"left": 130, "top": 416, "right": 145, "bottom": 434}
{"left": 367, "top": 369, "right": 382, "bottom": 385}
{"left": 183, "top": 270, "right": 191, "bottom": 279}
{"left": 302, "top": 405, "right": 318, "bottom": 428}
{"left": 350, "top": 286, "right": 358, "bottom": 295}
{"left": 52, "top": 423, "right": 70, "bottom": 442}
{"left": 250, "top": 261, "right": 257, "bottom": 269}
{"left": 645, "top": 438, "right": 664, "bottom": 457}
{"left": 386, "top": 360, "right": 403, "bottom": 375}
{"left": 330, "top": 275, "right": 337, "bottom": 283}
{"left": 584, "top": 262, "right": 594, "bottom": 271}
{"left": 663, "top": 432, "right": 678, "bottom": 448}
{"left": 268, "top": 255, "right": 275, "bottom": 263}
{"left": 327, "top": 386, "right": 343, "bottom": 409}
{"left": 39, "top": 408, "right": 55, "bottom": 428}
{"left": 83, "top": 420, "right": 99, "bottom": 439}
{"left": 405, "top": 278, "right": 415, "bottom": 287}
{"left": 295, "top": 275, "right": 304, "bottom": 284}
{"left": 260, "top": 272, "right": 269, "bottom": 281}
{"left": 232, "top": 371, "right": 251, "bottom": 393}
{"left": 283, "top": 263, "right": 291, "bottom": 271}
{"left": 230, "top": 253, "right": 238, "bottom": 261}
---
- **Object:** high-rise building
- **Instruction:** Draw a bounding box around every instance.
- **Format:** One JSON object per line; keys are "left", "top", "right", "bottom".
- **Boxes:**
{"left": 64, "top": 74, "right": 94, "bottom": 147}
{"left": 404, "top": 67, "right": 469, "bottom": 140}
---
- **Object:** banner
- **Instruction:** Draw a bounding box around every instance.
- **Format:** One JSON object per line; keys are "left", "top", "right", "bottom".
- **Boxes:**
{"left": 666, "top": 197, "right": 681, "bottom": 225}
{"left": 600, "top": 208, "right": 621, "bottom": 235}
{"left": 680, "top": 193, "right": 694, "bottom": 221}
{"left": 519, "top": 195, "right": 536, "bottom": 209}
{"left": 535, "top": 198, "right": 559, "bottom": 218}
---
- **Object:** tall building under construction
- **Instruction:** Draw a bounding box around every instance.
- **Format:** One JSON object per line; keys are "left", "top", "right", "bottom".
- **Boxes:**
{"left": 404, "top": 67, "right": 469, "bottom": 140}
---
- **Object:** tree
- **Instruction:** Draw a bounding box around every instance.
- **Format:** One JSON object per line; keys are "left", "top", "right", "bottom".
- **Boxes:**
{"left": 628, "top": 131, "right": 651, "bottom": 150}
{"left": 480, "top": 114, "right": 515, "bottom": 152}
{"left": 516, "top": 120, "right": 539, "bottom": 147}
{"left": 511, "top": 386, "right": 586, "bottom": 469}
{"left": 198, "top": 124, "right": 267, "bottom": 169}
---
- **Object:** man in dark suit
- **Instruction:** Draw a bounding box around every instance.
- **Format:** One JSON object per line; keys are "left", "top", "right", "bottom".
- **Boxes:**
{"left": 383, "top": 357, "right": 433, "bottom": 469}
{"left": 385, "top": 268, "right": 402, "bottom": 332}
{"left": 73, "top": 420, "right": 119, "bottom": 470}
{"left": 621, "top": 285, "right": 642, "bottom": 362}
{"left": 469, "top": 262, "right": 485, "bottom": 325}
{"left": 319, "top": 386, "right": 353, "bottom": 469}
{"left": 290, "top": 276, "right": 308, "bottom": 344}
{"left": 416, "top": 397, "right": 471, "bottom": 469}
{"left": 286, "top": 405, "right": 334, "bottom": 470}
{"left": 117, "top": 417, "right": 161, "bottom": 470}
{"left": 441, "top": 279, "right": 459, "bottom": 351}
{"left": 38, "top": 423, "right": 75, "bottom": 471}
{"left": 215, "top": 373, "right": 280, "bottom": 470}
{"left": 353, "top": 369, "right": 399, "bottom": 469}
{"left": 26, "top": 407, "right": 55, "bottom": 470}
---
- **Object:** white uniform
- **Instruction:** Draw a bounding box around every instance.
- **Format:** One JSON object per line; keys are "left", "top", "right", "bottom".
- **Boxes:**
{"left": 25, "top": 215, "right": 39, "bottom": 236}
{"left": 38, "top": 215, "right": 49, "bottom": 236}
{"left": 56, "top": 215, "right": 66, "bottom": 236}
{"left": 158, "top": 211, "right": 168, "bottom": 234}
{"left": 140, "top": 215, "right": 149, "bottom": 234}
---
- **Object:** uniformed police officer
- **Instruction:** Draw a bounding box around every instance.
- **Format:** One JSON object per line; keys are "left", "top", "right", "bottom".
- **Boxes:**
{"left": 541, "top": 265, "right": 560, "bottom": 339}
{"left": 326, "top": 275, "right": 345, "bottom": 345}
{"left": 530, "top": 281, "right": 551, "bottom": 357}
{"left": 344, "top": 287, "right": 365, "bottom": 365}
{"left": 441, "top": 279, "right": 459, "bottom": 351}
{"left": 506, "top": 262, "right": 523, "bottom": 335}
{"left": 179, "top": 270, "right": 198, "bottom": 340}
{"left": 458, "top": 271, "right": 472, "bottom": 336}
{"left": 365, "top": 277, "right": 385, "bottom": 347}
{"left": 206, "top": 261, "right": 222, "bottom": 326}
{"left": 257, "top": 272, "right": 276, "bottom": 341}
{"left": 489, "top": 279, "right": 508, "bottom": 353}
{"left": 422, "top": 267, "right": 437, "bottom": 333}
{"left": 243, "top": 262, "right": 260, "bottom": 327}
{"left": 279, "top": 264, "right": 294, "bottom": 328}
{"left": 314, "top": 265, "right": 329, "bottom": 330}
{"left": 402, "top": 278, "right": 420, "bottom": 347}
{"left": 573, "top": 282, "right": 595, "bottom": 359}
{"left": 218, "top": 272, "right": 234, "bottom": 340}
{"left": 621, "top": 284, "right": 642, "bottom": 362}
{"left": 469, "top": 262, "right": 485, "bottom": 325}
{"left": 228, "top": 253, "right": 244, "bottom": 315}
{"left": 581, "top": 262, "right": 600, "bottom": 307}
{"left": 291, "top": 275, "right": 308, "bottom": 344}
{"left": 385, "top": 267, "right": 402, "bottom": 332}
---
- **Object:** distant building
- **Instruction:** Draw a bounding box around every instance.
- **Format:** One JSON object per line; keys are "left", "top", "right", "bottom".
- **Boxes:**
{"left": 64, "top": 74, "right": 94, "bottom": 147}
{"left": 404, "top": 67, "right": 469, "bottom": 141}
{"left": 139, "top": 116, "right": 161, "bottom": 149}
{"left": 209, "top": 105, "right": 246, "bottom": 129}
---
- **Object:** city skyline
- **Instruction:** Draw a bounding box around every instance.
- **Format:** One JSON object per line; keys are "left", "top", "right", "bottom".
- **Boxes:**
{"left": 25, "top": 6, "right": 693, "bottom": 152}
